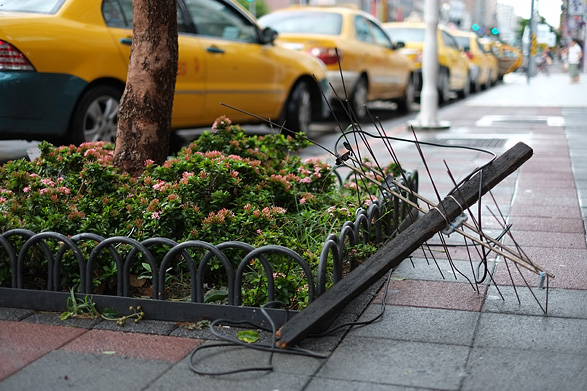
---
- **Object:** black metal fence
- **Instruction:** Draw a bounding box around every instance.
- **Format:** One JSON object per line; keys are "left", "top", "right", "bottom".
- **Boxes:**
{"left": 0, "top": 171, "right": 418, "bottom": 327}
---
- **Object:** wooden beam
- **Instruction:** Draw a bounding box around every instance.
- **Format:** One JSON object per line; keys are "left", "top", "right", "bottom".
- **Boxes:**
{"left": 277, "top": 142, "right": 533, "bottom": 348}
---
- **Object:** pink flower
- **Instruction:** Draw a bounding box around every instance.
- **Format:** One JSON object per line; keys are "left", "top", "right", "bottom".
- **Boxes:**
{"left": 300, "top": 177, "right": 312, "bottom": 184}
{"left": 0, "top": 197, "right": 7, "bottom": 203}
{"left": 145, "top": 159, "right": 155, "bottom": 167}
{"left": 23, "top": 187, "right": 31, "bottom": 193}
{"left": 299, "top": 197, "right": 306, "bottom": 204}
{"left": 58, "top": 187, "right": 70, "bottom": 195}
{"left": 230, "top": 171, "right": 239, "bottom": 178}
{"left": 152, "top": 211, "right": 161, "bottom": 219}
{"left": 153, "top": 180, "right": 167, "bottom": 191}
{"left": 39, "top": 188, "right": 50, "bottom": 195}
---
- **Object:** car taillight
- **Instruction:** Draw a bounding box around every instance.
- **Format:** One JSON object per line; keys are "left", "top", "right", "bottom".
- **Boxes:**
{"left": 307, "top": 47, "right": 341, "bottom": 66}
{"left": 0, "top": 40, "right": 35, "bottom": 71}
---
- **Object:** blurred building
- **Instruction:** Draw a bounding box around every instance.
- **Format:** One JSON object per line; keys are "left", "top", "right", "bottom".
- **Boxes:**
{"left": 496, "top": 3, "right": 518, "bottom": 45}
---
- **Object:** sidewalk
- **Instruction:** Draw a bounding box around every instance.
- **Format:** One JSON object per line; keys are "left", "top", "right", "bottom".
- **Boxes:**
{"left": 1, "top": 70, "right": 587, "bottom": 391}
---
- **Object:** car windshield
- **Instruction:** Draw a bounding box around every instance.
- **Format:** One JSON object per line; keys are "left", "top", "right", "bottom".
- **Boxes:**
{"left": 259, "top": 11, "right": 342, "bottom": 35}
{"left": 0, "top": 0, "right": 64, "bottom": 14}
{"left": 385, "top": 27, "right": 424, "bottom": 43}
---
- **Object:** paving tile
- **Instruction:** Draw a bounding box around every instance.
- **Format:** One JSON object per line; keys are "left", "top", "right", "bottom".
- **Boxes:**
{"left": 0, "top": 307, "right": 35, "bottom": 321}
{"left": 350, "top": 304, "right": 479, "bottom": 346}
{"left": 0, "top": 321, "right": 87, "bottom": 381}
{"left": 474, "top": 312, "right": 587, "bottom": 354}
{"left": 316, "top": 336, "right": 469, "bottom": 390}
{"left": 506, "top": 216, "right": 585, "bottom": 233}
{"left": 393, "top": 257, "right": 495, "bottom": 283}
{"left": 0, "top": 350, "right": 172, "bottom": 391}
{"left": 304, "top": 377, "right": 429, "bottom": 391}
{"left": 93, "top": 318, "right": 179, "bottom": 335}
{"left": 146, "top": 345, "right": 320, "bottom": 391}
{"left": 60, "top": 329, "right": 201, "bottom": 362}
{"left": 509, "top": 204, "right": 583, "bottom": 219}
{"left": 462, "top": 347, "right": 587, "bottom": 391}
{"left": 375, "top": 280, "right": 487, "bottom": 312}
{"left": 492, "top": 246, "right": 587, "bottom": 290}
{"left": 483, "top": 285, "right": 587, "bottom": 319}
{"left": 503, "top": 230, "right": 586, "bottom": 250}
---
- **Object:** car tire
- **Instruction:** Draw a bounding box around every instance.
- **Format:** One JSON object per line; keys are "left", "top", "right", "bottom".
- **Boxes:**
{"left": 396, "top": 74, "right": 415, "bottom": 113}
{"left": 457, "top": 73, "right": 470, "bottom": 99}
{"left": 350, "top": 76, "right": 368, "bottom": 121}
{"left": 282, "top": 80, "right": 312, "bottom": 136}
{"left": 472, "top": 74, "right": 481, "bottom": 93}
{"left": 68, "top": 85, "right": 122, "bottom": 145}
{"left": 438, "top": 69, "right": 450, "bottom": 104}
{"left": 484, "top": 70, "right": 492, "bottom": 89}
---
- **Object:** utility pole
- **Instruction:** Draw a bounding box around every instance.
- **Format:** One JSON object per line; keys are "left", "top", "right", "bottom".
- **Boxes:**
{"left": 410, "top": 0, "right": 450, "bottom": 130}
{"left": 527, "top": 0, "right": 537, "bottom": 84}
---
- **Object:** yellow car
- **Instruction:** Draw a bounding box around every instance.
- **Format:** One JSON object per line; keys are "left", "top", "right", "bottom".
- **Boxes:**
{"left": 383, "top": 22, "right": 470, "bottom": 103}
{"left": 451, "top": 30, "right": 498, "bottom": 91}
{"left": 0, "top": 0, "right": 331, "bottom": 144}
{"left": 258, "top": 5, "right": 417, "bottom": 119}
{"left": 480, "top": 39, "right": 523, "bottom": 80}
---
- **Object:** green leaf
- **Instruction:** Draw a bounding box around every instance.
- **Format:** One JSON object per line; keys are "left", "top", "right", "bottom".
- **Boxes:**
{"left": 204, "top": 288, "right": 229, "bottom": 303}
{"left": 102, "top": 308, "right": 120, "bottom": 318}
{"left": 60, "top": 311, "right": 72, "bottom": 320}
{"left": 237, "top": 330, "right": 259, "bottom": 343}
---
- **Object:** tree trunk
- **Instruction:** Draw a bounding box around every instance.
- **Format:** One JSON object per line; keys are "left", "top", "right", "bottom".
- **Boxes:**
{"left": 113, "top": 0, "right": 178, "bottom": 177}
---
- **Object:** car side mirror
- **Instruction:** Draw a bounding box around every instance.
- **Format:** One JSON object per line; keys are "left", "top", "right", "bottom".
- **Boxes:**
{"left": 261, "top": 27, "right": 278, "bottom": 44}
{"left": 393, "top": 41, "right": 406, "bottom": 50}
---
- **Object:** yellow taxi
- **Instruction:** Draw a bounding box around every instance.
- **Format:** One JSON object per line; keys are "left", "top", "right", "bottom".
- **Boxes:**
{"left": 0, "top": 0, "right": 331, "bottom": 145}
{"left": 258, "top": 5, "right": 417, "bottom": 119}
{"left": 451, "top": 30, "right": 498, "bottom": 91}
{"left": 480, "top": 39, "right": 523, "bottom": 80}
{"left": 382, "top": 22, "right": 470, "bottom": 103}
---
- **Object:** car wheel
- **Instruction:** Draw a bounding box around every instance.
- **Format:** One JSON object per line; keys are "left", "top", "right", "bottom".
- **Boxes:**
{"left": 457, "top": 73, "right": 471, "bottom": 99}
{"left": 282, "top": 80, "right": 312, "bottom": 137}
{"left": 396, "top": 74, "right": 415, "bottom": 113}
{"left": 484, "top": 70, "right": 492, "bottom": 89}
{"left": 350, "top": 76, "right": 368, "bottom": 120}
{"left": 437, "top": 69, "right": 451, "bottom": 104}
{"left": 472, "top": 74, "right": 481, "bottom": 93}
{"left": 68, "top": 85, "right": 122, "bottom": 145}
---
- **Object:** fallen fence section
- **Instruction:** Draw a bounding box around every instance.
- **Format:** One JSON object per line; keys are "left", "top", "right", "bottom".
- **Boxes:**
{"left": 276, "top": 142, "right": 533, "bottom": 347}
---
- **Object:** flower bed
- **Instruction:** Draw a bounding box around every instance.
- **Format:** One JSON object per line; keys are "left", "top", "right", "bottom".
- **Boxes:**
{"left": 0, "top": 118, "right": 416, "bottom": 319}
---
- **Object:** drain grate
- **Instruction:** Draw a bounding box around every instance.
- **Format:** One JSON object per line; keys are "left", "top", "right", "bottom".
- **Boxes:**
{"left": 433, "top": 138, "right": 508, "bottom": 149}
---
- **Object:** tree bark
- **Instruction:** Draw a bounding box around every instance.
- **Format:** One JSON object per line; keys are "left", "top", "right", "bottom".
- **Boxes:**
{"left": 113, "top": 0, "right": 178, "bottom": 177}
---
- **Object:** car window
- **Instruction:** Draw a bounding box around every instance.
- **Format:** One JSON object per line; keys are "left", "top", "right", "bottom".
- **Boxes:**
{"left": 368, "top": 20, "right": 393, "bottom": 49}
{"left": 385, "top": 27, "right": 425, "bottom": 43}
{"left": 102, "top": 0, "right": 192, "bottom": 33}
{"left": 258, "top": 11, "right": 342, "bottom": 35}
{"left": 184, "top": 0, "right": 257, "bottom": 42}
{"left": 477, "top": 39, "right": 488, "bottom": 53}
{"left": 442, "top": 31, "right": 459, "bottom": 50}
{"left": 454, "top": 36, "right": 469, "bottom": 50}
{"left": 0, "top": 0, "right": 65, "bottom": 14}
{"left": 354, "top": 16, "right": 374, "bottom": 44}
{"left": 103, "top": 0, "right": 133, "bottom": 28}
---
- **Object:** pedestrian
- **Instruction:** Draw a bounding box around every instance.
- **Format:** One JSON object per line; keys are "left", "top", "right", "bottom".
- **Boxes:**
{"left": 567, "top": 39, "right": 583, "bottom": 83}
{"left": 538, "top": 47, "right": 553, "bottom": 76}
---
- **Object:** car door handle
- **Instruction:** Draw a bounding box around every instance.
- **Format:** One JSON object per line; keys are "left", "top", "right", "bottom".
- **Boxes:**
{"left": 120, "top": 38, "right": 132, "bottom": 46}
{"left": 206, "top": 46, "right": 224, "bottom": 54}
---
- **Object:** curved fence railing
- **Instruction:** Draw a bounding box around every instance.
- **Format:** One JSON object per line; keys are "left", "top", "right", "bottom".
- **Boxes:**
{"left": 0, "top": 171, "right": 418, "bottom": 319}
